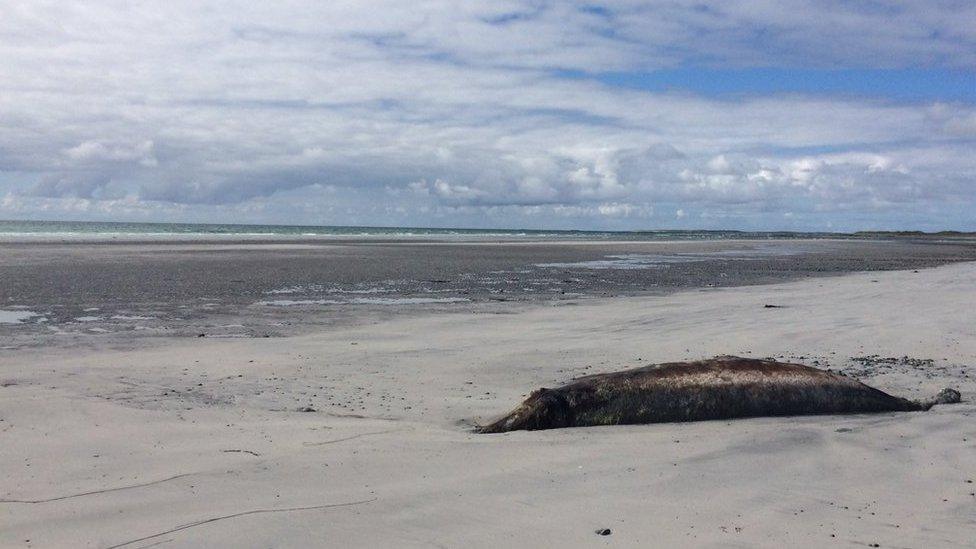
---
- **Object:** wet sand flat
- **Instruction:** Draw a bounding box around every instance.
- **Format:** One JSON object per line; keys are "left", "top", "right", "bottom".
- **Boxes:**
{"left": 2, "top": 237, "right": 975, "bottom": 347}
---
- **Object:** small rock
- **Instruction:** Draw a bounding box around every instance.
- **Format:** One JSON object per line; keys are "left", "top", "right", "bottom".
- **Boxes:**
{"left": 297, "top": 406, "right": 316, "bottom": 413}
{"left": 595, "top": 528, "right": 612, "bottom": 536}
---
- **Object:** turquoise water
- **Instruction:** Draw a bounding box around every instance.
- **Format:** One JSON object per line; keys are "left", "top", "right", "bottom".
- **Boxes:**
{"left": 0, "top": 219, "right": 842, "bottom": 240}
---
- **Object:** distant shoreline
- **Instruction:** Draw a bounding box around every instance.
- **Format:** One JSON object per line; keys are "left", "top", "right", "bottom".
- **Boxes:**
{"left": 1, "top": 218, "right": 975, "bottom": 243}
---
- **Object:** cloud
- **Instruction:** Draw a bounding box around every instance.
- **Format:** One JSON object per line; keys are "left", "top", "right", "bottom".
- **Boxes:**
{"left": 0, "top": 1, "right": 974, "bottom": 230}
{"left": 63, "top": 140, "right": 157, "bottom": 167}
{"left": 30, "top": 173, "right": 115, "bottom": 200}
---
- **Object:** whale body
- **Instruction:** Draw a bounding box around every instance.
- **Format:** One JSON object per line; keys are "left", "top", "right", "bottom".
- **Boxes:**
{"left": 478, "top": 356, "right": 960, "bottom": 433}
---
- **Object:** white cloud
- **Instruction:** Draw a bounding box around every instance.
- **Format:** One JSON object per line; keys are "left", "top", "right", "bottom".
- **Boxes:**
{"left": 64, "top": 140, "right": 157, "bottom": 167}
{"left": 0, "top": 1, "right": 974, "bottom": 229}
{"left": 597, "top": 202, "right": 646, "bottom": 217}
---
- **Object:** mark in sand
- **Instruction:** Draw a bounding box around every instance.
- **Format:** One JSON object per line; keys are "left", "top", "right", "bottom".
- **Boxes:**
{"left": 0, "top": 473, "right": 194, "bottom": 504}
{"left": 105, "top": 498, "right": 379, "bottom": 549}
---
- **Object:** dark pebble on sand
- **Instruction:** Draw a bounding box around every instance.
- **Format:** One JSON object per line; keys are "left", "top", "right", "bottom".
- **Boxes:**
{"left": 297, "top": 406, "right": 316, "bottom": 412}
{"left": 595, "top": 528, "right": 612, "bottom": 536}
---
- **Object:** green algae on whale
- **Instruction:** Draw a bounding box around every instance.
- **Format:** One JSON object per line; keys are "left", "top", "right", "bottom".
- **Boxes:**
{"left": 477, "top": 356, "right": 961, "bottom": 433}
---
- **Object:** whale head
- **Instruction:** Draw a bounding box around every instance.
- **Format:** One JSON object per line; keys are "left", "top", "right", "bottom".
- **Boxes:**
{"left": 477, "top": 388, "right": 574, "bottom": 433}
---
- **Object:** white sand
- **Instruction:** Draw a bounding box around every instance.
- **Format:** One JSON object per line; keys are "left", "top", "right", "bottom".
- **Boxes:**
{"left": 2, "top": 263, "right": 975, "bottom": 548}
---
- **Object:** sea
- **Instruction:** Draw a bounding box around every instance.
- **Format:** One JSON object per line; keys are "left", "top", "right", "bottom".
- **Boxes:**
{"left": 0, "top": 219, "right": 843, "bottom": 241}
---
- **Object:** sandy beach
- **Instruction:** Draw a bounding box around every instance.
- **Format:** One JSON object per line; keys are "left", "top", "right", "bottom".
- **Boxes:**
{"left": 2, "top": 252, "right": 974, "bottom": 548}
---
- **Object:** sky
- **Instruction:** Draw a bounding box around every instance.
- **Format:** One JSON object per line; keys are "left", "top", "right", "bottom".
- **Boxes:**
{"left": 1, "top": 1, "right": 974, "bottom": 231}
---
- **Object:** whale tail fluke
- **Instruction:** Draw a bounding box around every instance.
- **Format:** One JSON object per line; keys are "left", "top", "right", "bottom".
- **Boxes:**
{"left": 917, "top": 387, "right": 961, "bottom": 410}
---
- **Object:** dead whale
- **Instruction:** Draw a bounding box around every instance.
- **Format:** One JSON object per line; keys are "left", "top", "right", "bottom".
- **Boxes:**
{"left": 477, "top": 356, "right": 960, "bottom": 433}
